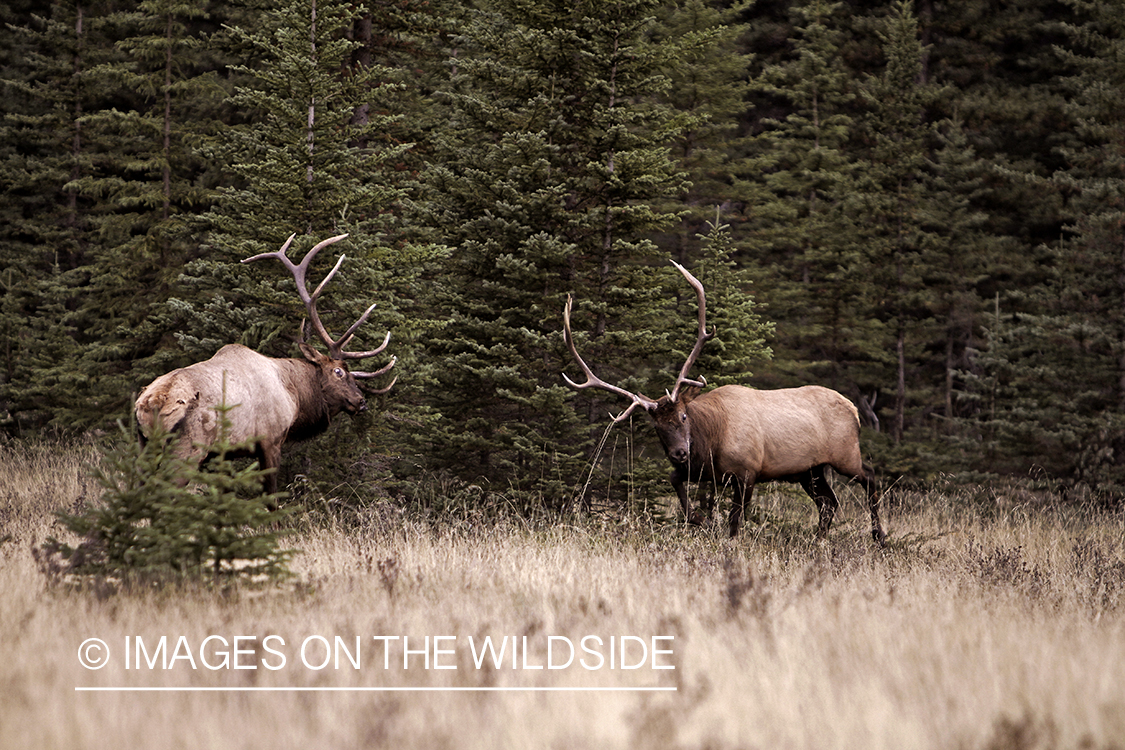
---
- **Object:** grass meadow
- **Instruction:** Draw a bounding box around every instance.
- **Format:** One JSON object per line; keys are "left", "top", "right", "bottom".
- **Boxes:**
{"left": 2, "top": 440, "right": 1125, "bottom": 750}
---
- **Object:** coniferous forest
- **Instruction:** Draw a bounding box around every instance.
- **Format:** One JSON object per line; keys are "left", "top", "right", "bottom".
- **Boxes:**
{"left": 3, "top": 0, "right": 1125, "bottom": 510}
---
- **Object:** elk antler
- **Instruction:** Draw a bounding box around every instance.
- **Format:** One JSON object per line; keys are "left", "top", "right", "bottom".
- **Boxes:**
{"left": 668, "top": 260, "right": 716, "bottom": 402}
{"left": 242, "top": 233, "right": 396, "bottom": 380}
{"left": 562, "top": 295, "right": 658, "bottom": 422}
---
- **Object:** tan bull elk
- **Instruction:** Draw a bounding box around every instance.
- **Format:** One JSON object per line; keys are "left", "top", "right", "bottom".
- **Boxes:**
{"left": 134, "top": 233, "right": 396, "bottom": 492}
{"left": 563, "top": 262, "right": 886, "bottom": 545}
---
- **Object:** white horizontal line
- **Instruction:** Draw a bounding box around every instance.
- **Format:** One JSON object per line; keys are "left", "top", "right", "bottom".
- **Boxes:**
{"left": 76, "top": 686, "right": 677, "bottom": 693}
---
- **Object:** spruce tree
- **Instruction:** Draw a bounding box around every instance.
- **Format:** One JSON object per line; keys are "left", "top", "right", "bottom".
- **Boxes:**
{"left": 40, "top": 399, "right": 293, "bottom": 588}
{"left": 737, "top": 0, "right": 863, "bottom": 390}
{"left": 691, "top": 207, "right": 774, "bottom": 387}
{"left": 654, "top": 0, "right": 754, "bottom": 257}
{"left": 181, "top": 0, "right": 443, "bottom": 492}
{"left": 67, "top": 0, "right": 224, "bottom": 422}
{"left": 848, "top": 0, "right": 942, "bottom": 444}
{"left": 920, "top": 119, "right": 1004, "bottom": 432}
{"left": 1005, "top": 0, "right": 1125, "bottom": 491}
{"left": 415, "top": 0, "right": 713, "bottom": 510}
{"left": 0, "top": 0, "right": 130, "bottom": 431}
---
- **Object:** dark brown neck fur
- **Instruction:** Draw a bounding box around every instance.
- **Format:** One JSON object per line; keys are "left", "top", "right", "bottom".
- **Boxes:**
{"left": 683, "top": 395, "right": 726, "bottom": 466}
{"left": 277, "top": 359, "right": 333, "bottom": 441}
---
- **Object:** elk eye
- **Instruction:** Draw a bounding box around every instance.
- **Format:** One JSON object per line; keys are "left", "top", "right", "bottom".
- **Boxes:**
{"left": 681, "top": 412, "right": 688, "bottom": 422}
{"left": 333, "top": 368, "right": 344, "bottom": 378}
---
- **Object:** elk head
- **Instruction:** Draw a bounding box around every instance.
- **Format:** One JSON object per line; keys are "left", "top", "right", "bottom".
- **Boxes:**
{"left": 562, "top": 261, "right": 714, "bottom": 465}
{"left": 243, "top": 233, "right": 397, "bottom": 415}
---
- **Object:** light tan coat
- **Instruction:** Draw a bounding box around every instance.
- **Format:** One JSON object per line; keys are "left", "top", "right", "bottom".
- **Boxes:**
{"left": 650, "top": 384, "right": 884, "bottom": 544}
{"left": 135, "top": 343, "right": 367, "bottom": 492}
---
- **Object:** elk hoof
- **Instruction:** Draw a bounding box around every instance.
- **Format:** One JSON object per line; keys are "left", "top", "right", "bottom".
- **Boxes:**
{"left": 687, "top": 510, "right": 706, "bottom": 526}
{"left": 872, "top": 528, "right": 887, "bottom": 547}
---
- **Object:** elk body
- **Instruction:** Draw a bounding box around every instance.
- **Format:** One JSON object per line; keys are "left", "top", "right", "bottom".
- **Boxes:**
{"left": 563, "top": 263, "right": 886, "bottom": 545}
{"left": 134, "top": 234, "right": 396, "bottom": 493}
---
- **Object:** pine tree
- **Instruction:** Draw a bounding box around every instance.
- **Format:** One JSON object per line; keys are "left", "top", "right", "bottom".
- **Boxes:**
{"left": 186, "top": 0, "right": 411, "bottom": 351}
{"left": 66, "top": 0, "right": 224, "bottom": 424}
{"left": 654, "top": 0, "right": 755, "bottom": 257}
{"left": 1017, "top": 0, "right": 1125, "bottom": 491}
{"left": 0, "top": 0, "right": 131, "bottom": 431}
{"left": 692, "top": 207, "right": 773, "bottom": 387}
{"left": 920, "top": 119, "right": 1003, "bottom": 432}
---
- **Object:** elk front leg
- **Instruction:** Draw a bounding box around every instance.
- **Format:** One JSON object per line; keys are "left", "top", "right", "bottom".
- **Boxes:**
{"left": 670, "top": 466, "right": 705, "bottom": 525}
{"left": 728, "top": 476, "right": 755, "bottom": 537}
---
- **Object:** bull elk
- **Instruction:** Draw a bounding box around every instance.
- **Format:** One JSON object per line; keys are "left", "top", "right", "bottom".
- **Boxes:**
{"left": 134, "top": 233, "right": 396, "bottom": 493}
{"left": 563, "top": 263, "right": 886, "bottom": 546}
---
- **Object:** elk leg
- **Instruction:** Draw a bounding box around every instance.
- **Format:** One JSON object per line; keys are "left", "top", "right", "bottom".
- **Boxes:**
{"left": 861, "top": 462, "right": 886, "bottom": 547}
{"left": 256, "top": 442, "right": 282, "bottom": 497}
{"left": 799, "top": 464, "right": 839, "bottom": 539}
{"left": 728, "top": 477, "right": 754, "bottom": 537}
{"left": 174, "top": 437, "right": 207, "bottom": 488}
{"left": 697, "top": 481, "right": 716, "bottom": 522}
{"left": 670, "top": 466, "right": 705, "bottom": 525}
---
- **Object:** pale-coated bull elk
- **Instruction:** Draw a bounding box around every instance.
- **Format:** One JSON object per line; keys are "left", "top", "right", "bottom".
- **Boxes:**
{"left": 134, "top": 233, "right": 396, "bottom": 493}
{"left": 563, "top": 262, "right": 886, "bottom": 546}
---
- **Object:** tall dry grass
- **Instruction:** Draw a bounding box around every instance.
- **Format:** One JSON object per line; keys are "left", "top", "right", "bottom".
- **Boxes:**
{"left": 2, "top": 442, "right": 1124, "bottom": 750}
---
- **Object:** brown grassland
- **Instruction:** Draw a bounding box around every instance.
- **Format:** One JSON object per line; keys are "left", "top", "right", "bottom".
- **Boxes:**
{"left": 2, "top": 440, "right": 1125, "bottom": 750}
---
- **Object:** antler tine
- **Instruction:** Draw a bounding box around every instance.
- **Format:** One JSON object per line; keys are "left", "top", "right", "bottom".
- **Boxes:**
{"left": 242, "top": 232, "right": 299, "bottom": 267}
{"left": 352, "top": 354, "right": 396, "bottom": 380}
{"left": 311, "top": 252, "right": 348, "bottom": 303}
{"left": 242, "top": 233, "right": 349, "bottom": 352}
{"left": 669, "top": 260, "right": 716, "bottom": 401}
{"left": 562, "top": 294, "right": 656, "bottom": 422}
{"left": 336, "top": 303, "right": 382, "bottom": 356}
{"left": 340, "top": 328, "right": 391, "bottom": 361}
{"left": 362, "top": 374, "right": 397, "bottom": 395}
{"left": 293, "top": 235, "right": 394, "bottom": 362}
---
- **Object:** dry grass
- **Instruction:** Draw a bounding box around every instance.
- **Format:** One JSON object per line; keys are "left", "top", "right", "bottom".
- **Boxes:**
{"left": 2, "top": 443, "right": 1125, "bottom": 750}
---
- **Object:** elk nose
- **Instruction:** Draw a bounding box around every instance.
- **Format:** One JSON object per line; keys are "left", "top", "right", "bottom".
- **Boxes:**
{"left": 670, "top": 447, "right": 688, "bottom": 463}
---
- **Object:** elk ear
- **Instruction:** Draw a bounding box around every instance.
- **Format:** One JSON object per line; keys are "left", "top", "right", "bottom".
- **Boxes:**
{"left": 679, "top": 385, "right": 702, "bottom": 404}
{"left": 298, "top": 342, "right": 327, "bottom": 364}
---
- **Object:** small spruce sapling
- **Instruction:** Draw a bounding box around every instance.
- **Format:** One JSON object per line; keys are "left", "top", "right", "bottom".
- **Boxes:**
{"left": 38, "top": 387, "right": 293, "bottom": 588}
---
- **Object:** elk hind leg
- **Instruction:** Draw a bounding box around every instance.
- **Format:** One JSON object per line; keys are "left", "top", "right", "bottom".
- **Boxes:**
{"left": 860, "top": 462, "right": 886, "bottom": 547}
{"left": 828, "top": 460, "right": 887, "bottom": 547}
{"left": 255, "top": 441, "right": 283, "bottom": 499}
{"left": 799, "top": 464, "right": 839, "bottom": 539}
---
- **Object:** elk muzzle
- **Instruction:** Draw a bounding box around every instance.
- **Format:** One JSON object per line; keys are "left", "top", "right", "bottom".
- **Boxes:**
{"left": 348, "top": 394, "right": 368, "bottom": 414}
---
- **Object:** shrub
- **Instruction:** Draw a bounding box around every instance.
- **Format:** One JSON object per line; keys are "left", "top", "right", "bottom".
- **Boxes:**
{"left": 37, "top": 399, "right": 294, "bottom": 589}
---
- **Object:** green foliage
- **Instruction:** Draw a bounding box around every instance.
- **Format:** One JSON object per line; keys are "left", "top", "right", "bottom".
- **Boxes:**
{"left": 6, "top": 0, "right": 1125, "bottom": 506}
{"left": 738, "top": 0, "right": 863, "bottom": 389}
{"left": 691, "top": 207, "right": 773, "bottom": 386}
{"left": 39, "top": 399, "right": 293, "bottom": 588}
{"left": 411, "top": 0, "right": 704, "bottom": 509}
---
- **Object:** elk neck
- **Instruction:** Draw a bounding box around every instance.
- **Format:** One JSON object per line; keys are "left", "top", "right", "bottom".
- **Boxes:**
{"left": 278, "top": 357, "right": 335, "bottom": 440}
{"left": 669, "top": 392, "right": 726, "bottom": 467}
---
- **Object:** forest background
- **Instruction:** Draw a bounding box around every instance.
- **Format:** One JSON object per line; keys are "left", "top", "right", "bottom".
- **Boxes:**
{"left": 3, "top": 0, "right": 1124, "bottom": 514}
